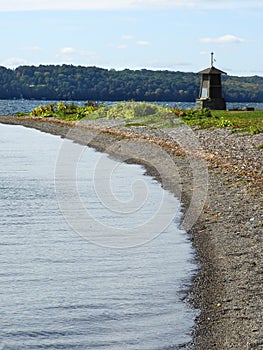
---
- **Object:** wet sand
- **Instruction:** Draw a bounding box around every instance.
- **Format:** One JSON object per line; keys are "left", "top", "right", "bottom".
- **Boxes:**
{"left": 0, "top": 115, "right": 262, "bottom": 349}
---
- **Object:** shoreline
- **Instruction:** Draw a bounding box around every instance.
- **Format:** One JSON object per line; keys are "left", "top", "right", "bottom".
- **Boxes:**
{"left": 0, "top": 115, "right": 262, "bottom": 349}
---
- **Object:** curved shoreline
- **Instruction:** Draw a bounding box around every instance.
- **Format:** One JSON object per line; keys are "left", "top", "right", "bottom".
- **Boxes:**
{"left": 0, "top": 115, "right": 262, "bottom": 349}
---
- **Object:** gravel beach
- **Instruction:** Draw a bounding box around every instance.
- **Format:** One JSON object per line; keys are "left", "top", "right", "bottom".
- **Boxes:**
{"left": 0, "top": 115, "right": 262, "bottom": 350}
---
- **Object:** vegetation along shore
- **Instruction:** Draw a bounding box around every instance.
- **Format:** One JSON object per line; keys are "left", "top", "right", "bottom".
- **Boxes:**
{"left": 0, "top": 102, "right": 262, "bottom": 349}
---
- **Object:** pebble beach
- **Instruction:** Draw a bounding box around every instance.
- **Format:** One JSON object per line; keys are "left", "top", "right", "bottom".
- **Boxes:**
{"left": 0, "top": 115, "right": 262, "bottom": 350}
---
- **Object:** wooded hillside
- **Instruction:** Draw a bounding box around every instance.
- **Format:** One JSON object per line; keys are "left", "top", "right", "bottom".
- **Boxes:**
{"left": 0, "top": 65, "right": 262, "bottom": 102}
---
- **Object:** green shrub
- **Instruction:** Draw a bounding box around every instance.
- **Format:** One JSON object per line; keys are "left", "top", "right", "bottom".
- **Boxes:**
{"left": 217, "top": 118, "right": 233, "bottom": 128}
{"left": 133, "top": 102, "right": 160, "bottom": 117}
{"left": 29, "top": 104, "right": 55, "bottom": 117}
{"left": 249, "top": 125, "right": 263, "bottom": 135}
{"left": 106, "top": 102, "right": 135, "bottom": 119}
{"left": 181, "top": 108, "right": 212, "bottom": 120}
{"left": 105, "top": 101, "right": 170, "bottom": 120}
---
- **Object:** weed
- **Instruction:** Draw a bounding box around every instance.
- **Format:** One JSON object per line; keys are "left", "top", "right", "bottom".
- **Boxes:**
{"left": 217, "top": 118, "right": 233, "bottom": 128}
{"left": 249, "top": 125, "right": 263, "bottom": 135}
{"left": 23, "top": 102, "right": 263, "bottom": 134}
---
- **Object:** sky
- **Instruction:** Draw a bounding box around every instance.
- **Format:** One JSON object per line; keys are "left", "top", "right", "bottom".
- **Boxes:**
{"left": 0, "top": 0, "right": 262, "bottom": 76}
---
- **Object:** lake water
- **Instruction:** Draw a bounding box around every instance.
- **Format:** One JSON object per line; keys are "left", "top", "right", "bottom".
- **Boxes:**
{"left": 0, "top": 120, "right": 198, "bottom": 349}
{"left": 0, "top": 99, "right": 263, "bottom": 116}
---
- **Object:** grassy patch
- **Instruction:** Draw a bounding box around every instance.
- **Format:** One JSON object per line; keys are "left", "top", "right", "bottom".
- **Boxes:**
{"left": 181, "top": 109, "right": 263, "bottom": 134}
{"left": 16, "top": 101, "right": 104, "bottom": 121}
{"left": 19, "top": 102, "right": 263, "bottom": 134}
{"left": 212, "top": 110, "right": 263, "bottom": 134}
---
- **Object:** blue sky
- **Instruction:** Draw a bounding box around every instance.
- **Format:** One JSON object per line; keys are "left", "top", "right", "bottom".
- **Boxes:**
{"left": 0, "top": 0, "right": 262, "bottom": 76}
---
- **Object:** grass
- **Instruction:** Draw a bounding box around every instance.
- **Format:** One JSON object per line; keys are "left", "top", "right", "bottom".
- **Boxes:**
{"left": 17, "top": 101, "right": 263, "bottom": 135}
{"left": 212, "top": 110, "right": 263, "bottom": 134}
{"left": 180, "top": 109, "right": 263, "bottom": 135}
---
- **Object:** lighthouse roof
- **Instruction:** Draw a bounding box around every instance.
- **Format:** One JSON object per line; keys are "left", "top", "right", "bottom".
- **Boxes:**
{"left": 197, "top": 66, "right": 227, "bottom": 75}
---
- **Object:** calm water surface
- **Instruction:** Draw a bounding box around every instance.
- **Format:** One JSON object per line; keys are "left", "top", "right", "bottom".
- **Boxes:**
{"left": 1, "top": 99, "right": 263, "bottom": 116}
{"left": 0, "top": 123, "right": 198, "bottom": 349}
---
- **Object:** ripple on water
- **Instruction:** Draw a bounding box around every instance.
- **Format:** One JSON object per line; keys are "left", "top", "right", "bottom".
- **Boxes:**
{"left": 0, "top": 123, "right": 198, "bottom": 349}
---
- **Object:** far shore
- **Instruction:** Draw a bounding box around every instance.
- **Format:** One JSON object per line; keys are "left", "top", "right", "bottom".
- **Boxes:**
{"left": 0, "top": 115, "right": 262, "bottom": 350}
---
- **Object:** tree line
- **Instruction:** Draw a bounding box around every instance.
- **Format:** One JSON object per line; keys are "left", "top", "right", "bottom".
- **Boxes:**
{"left": 0, "top": 64, "right": 262, "bottom": 102}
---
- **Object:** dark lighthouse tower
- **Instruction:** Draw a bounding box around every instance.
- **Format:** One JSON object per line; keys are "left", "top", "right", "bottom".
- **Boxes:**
{"left": 195, "top": 52, "right": 227, "bottom": 110}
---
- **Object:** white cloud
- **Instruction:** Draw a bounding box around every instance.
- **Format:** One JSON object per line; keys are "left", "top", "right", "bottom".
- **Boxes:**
{"left": 60, "top": 47, "right": 76, "bottom": 54}
{"left": 117, "top": 44, "right": 128, "bottom": 49}
{"left": 56, "top": 47, "right": 76, "bottom": 62}
{"left": 121, "top": 35, "right": 134, "bottom": 40}
{"left": 200, "top": 34, "right": 246, "bottom": 44}
{"left": 200, "top": 51, "right": 210, "bottom": 55}
{"left": 0, "top": 0, "right": 262, "bottom": 11}
{"left": 136, "top": 41, "right": 151, "bottom": 46}
{"left": 56, "top": 47, "right": 97, "bottom": 63}
{"left": 0, "top": 57, "right": 29, "bottom": 68}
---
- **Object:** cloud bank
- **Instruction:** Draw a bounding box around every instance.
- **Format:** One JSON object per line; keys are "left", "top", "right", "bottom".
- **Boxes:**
{"left": 200, "top": 34, "right": 246, "bottom": 44}
{"left": 0, "top": 0, "right": 262, "bottom": 11}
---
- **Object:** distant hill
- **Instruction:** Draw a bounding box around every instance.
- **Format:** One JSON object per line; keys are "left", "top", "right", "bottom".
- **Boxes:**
{"left": 0, "top": 64, "right": 262, "bottom": 102}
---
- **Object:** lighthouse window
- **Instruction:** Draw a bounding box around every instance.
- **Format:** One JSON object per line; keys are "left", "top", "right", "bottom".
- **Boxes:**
{"left": 201, "top": 87, "right": 208, "bottom": 98}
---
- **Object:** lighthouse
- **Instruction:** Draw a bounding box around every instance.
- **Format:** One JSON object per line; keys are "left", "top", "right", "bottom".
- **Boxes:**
{"left": 195, "top": 52, "right": 227, "bottom": 110}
